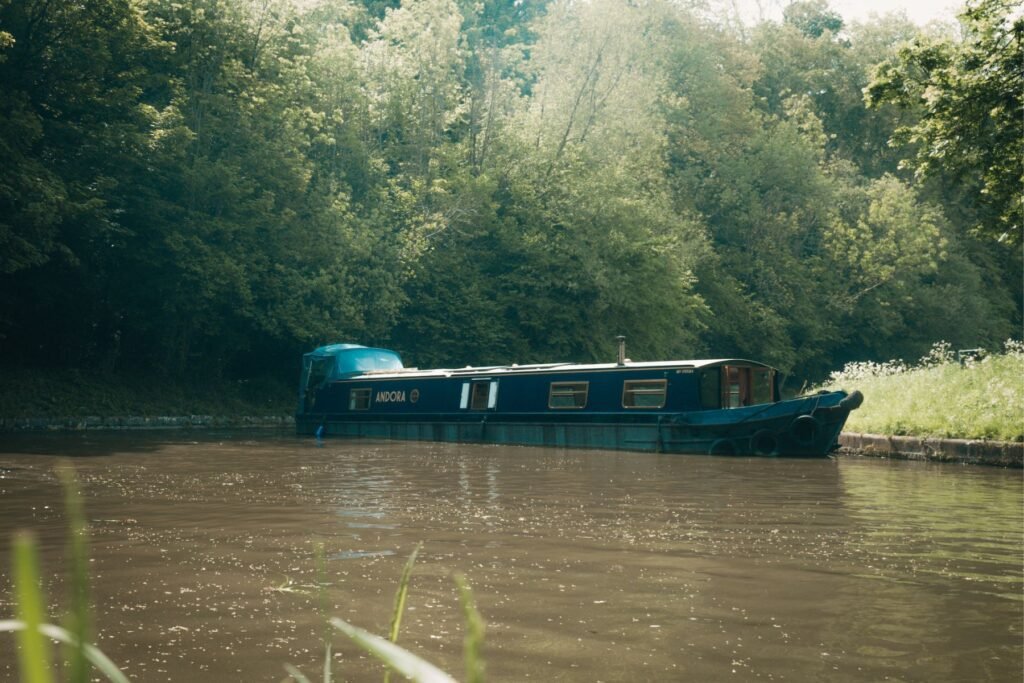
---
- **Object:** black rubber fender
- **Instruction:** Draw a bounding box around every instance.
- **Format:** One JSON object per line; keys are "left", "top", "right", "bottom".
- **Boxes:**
{"left": 708, "top": 438, "right": 736, "bottom": 456}
{"left": 839, "top": 390, "right": 864, "bottom": 411}
{"left": 789, "top": 414, "right": 820, "bottom": 446}
{"left": 750, "top": 429, "right": 779, "bottom": 456}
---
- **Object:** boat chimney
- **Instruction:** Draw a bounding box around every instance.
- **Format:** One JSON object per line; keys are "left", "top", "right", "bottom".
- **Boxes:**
{"left": 616, "top": 336, "right": 626, "bottom": 366}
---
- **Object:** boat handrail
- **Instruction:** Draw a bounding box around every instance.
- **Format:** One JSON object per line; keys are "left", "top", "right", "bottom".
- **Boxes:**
{"left": 360, "top": 367, "right": 420, "bottom": 375}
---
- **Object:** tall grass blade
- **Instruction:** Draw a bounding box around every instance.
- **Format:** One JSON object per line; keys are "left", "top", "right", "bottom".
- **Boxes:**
{"left": 330, "top": 618, "right": 458, "bottom": 683}
{"left": 455, "top": 575, "right": 486, "bottom": 683}
{"left": 57, "top": 464, "right": 91, "bottom": 683}
{"left": 388, "top": 542, "right": 422, "bottom": 643}
{"left": 384, "top": 542, "right": 423, "bottom": 683}
{"left": 315, "top": 542, "right": 332, "bottom": 683}
{"left": 322, "top": 642, "right": 333, "bottom": 683}
{"left": 11, "top": 532, "right": 53, "bottom": 683}
{"left": 0, "top": 621, "right": 130, "bottom": 683}
{"left": 283, "top": 663, "right": 314, "bottom": 683}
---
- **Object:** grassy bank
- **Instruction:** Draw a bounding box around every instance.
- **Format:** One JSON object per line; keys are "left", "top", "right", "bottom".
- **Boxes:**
{"left": 0, "top": 367, "right": 295, "bottom": 419}
{"left": 824, "top": 341, "right": 1024, "bottom": 442}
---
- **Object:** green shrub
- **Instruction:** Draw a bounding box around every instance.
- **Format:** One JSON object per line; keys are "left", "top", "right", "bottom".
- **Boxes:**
{"left": 824, "top": 340, "right": 1024, "bottom": 441}
{"left": 0, "top": 367, "right": 294, "bottom": 418}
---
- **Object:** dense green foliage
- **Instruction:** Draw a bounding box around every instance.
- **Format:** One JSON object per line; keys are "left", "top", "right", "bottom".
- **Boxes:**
{"left": 0, "top": 367, "right": 294, "bottom": 418}
{"left": 865, "top": 0, "right": 1023, "bottom": 244}
{"left": 0, "top": 0, "right": 1019, "bottom": 392}
{"left": 826, "top": 341, "right": 1024, "bottom": 441}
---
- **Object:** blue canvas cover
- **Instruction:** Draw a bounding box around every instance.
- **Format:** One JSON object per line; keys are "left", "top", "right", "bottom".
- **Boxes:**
{"left": 300, "top": 344, "right": 404, "bottom": 399}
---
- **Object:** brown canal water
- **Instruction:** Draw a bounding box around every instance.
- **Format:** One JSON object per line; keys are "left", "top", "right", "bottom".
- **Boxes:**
{"left": 0, "top": 432, "right": 1021, "bottom": 682}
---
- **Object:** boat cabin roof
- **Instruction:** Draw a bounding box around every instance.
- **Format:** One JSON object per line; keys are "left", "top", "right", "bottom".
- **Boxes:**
{"left": 303, "top": 343, "right": 775, "bottom": 382}
{"left": 349, "top": 358, "right": 773, "bottom": 380}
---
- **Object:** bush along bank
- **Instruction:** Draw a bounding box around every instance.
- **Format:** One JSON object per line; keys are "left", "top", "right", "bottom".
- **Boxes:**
{"left": 826, "top": 340, "right": 1024, "bottom": 467}
{"left": 0, "top": 367, "right": 296, "bottom": 432}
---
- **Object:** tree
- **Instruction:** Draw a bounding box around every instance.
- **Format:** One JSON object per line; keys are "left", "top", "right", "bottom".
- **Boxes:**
{"left": 456, "top": 0, "right": 547, "bottom": 173}
{"left": 498, "top": 0, "right": 707, "bottom": 362}
{"left": 783, "top": 0, "right": 843, "bottom": 39}
{"left": 359, "top": 0, "right": 467, "bottom": 176}
{"left": 865, "top": 0, "right": 1023, "bottom": 243}
{"left": 103, "top": 0, "right": 408, "bottom": 375}
{"left": 752, "top": 10, "right": 922, "bottom": 175}
{"left": 826, "top": 174, "right": 947, "bottom": 304}
{"left": 0, "top": 0, "right": 160, "bottom": 274}
{"left": 0, "top": 0, "right": 164, "bottom": 365}
{"left": 0, "top": 0, "right": 1018, "bottom": 389}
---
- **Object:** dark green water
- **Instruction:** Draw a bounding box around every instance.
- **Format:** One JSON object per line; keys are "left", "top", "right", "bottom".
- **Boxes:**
{"left": 0, "top": 432, "right": 1020, "bottom": 681}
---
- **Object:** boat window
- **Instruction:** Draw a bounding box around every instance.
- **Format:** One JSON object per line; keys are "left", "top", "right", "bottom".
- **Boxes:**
{"left": 460, "top": 383, "right": 470, "bottom": 409}
{"left": 307, "top": 358, "right": 332, "bottom": 391}
{"left": 752, "top": 368, "right": 774, "bottom": 405}
{"left": 549, "top": 382, "right": 589, "bottom": 409}
{"left": 339, "top": 348, "right": 404, "bottom": 375}
{"left": 699, "top": 370, "right": 720, "bottom": 409}
{"left": 720, "top": 365, "right": 774, "bottom": 407}
{"left": 723, "top": 366, "right": 741, "bottom": 408}
{"left": 302, "top": 358, "right": 333, "bottom": 412}
{"left": 470, "top": 382, "right": 493, "bottom": 410}
{"left": 349, "top": 388, "right": 371, "bottom": 410}
{"left": 622, "top": 379, "right": 667, "bottom": 408}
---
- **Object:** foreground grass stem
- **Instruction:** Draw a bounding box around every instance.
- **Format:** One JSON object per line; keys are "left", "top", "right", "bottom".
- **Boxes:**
{"left": 12, "top": 532, "right": 53, "bottom": 683}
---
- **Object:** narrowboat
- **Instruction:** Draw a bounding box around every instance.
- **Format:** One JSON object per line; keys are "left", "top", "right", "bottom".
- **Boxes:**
{"left": 295, "top": 339, "right": 863, "bottom": 457}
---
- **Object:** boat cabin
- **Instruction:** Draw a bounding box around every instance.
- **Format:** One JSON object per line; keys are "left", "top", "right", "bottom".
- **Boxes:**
{"left": 299, "top": 344, "right": 404, "bottom": 412}
{"left": 297, "top": 344, "right": 779, "bottom": 417}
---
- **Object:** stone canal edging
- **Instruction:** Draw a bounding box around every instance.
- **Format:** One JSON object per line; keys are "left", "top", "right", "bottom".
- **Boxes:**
{"left": 839, "top": 432, "right": 1023, "bottom": 468}
{"left": 0, "top": 415, "right": 294, "bottom": 432}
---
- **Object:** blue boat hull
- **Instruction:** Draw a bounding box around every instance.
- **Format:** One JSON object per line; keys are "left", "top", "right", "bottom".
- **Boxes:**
{"left": 296, "top": 392, "right": 861, "bottom": 458}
